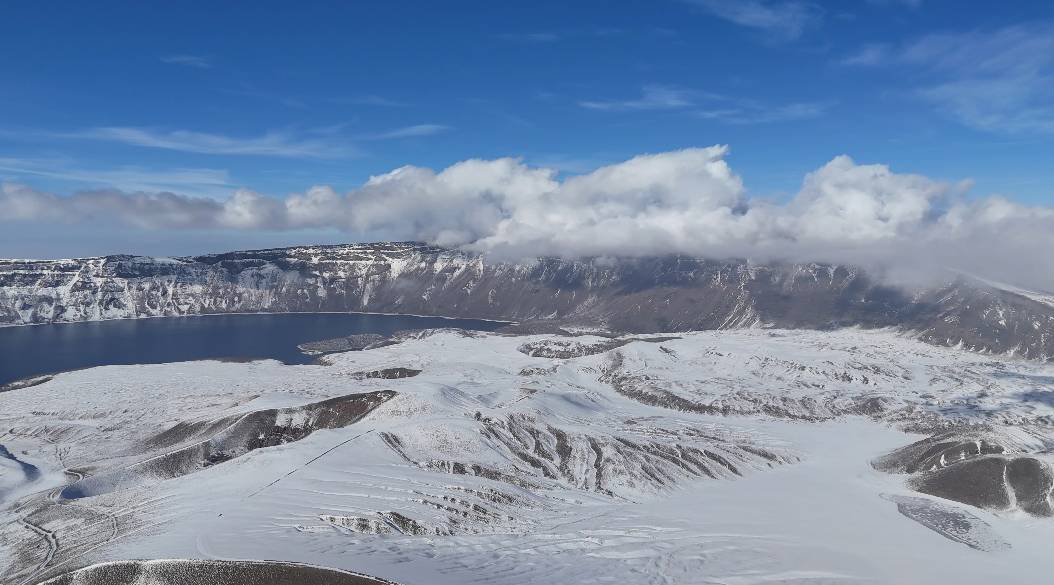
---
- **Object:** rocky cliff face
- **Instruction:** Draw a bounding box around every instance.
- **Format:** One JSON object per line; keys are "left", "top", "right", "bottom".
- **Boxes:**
{"left": 1, "top": 241, "right": 1052, "bottom": 359}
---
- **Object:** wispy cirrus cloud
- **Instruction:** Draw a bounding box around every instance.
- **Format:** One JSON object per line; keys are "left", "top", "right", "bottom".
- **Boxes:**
{"left": 867, "top": 0, "right": 922, "bottom": 8}
{"left": 362, "top": 124, "right": 452, "bottom": 140}
{"left": 579, "top": 85, "right": 704, "bottom": 111}
{"left": 0, "top": 157, "right": 232, "bottom": 198}
{"left": 839, "top": 43, "right": 889, "bottom": 66}
{"left": 14, "top": 122, "right": 454, "bottom": 159}
{"left": 497, "top": 31, "right": 562, "bottom": 43}
{"left": 331, "top": 95, "right": 409, "bottom": 107}
{"left": 844, "top": 22, "right": 1054, "bottom": 133}
{"left": 160, "top": 54, "right": 212, "bottom": 69}
{"left": 581, "top": 85, "right": 831, "bottom": 123}
{"left": 496, "top": 28, "right": 623, "bottom": 44}
{"left": 696, "top": 100, "right": 833, "bottom": 124}
{"left": 69, "top": 127, "right": 357, "bottom": 159}
{"left": 220, "top": 86, "right": 309, "bottom": 110}
{"left": 680, "top": 0, "right": 823, "bottom": 41}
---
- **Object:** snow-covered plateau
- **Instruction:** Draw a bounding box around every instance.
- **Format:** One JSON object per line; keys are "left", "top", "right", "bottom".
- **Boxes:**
{"left": 3, "top": 326, "right": 1054, "bottom": 584}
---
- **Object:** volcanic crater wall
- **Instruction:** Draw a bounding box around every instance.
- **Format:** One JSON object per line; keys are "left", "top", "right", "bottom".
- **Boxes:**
{"left": 2, "top": 242, "right": 1053, "bottom": 359}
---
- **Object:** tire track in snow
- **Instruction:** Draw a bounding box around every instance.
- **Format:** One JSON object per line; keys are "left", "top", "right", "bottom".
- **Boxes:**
{"left": 17, "top": 518, "right": 57, "bottom": 585}
{"left": 246, "top": 429, "right": 376, "bottom": 499}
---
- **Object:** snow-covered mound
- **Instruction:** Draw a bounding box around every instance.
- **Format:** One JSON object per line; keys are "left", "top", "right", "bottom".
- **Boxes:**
{"left": 59, "top": 390, "right": 396, "bottom": 500}
{"left": 2, "top": 327, "right": 1054, "bottom": 584}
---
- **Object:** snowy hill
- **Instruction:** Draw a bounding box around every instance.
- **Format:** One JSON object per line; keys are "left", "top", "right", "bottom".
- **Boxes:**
{"left": 3, "top": 328, "right": 1054, "bottom": 584}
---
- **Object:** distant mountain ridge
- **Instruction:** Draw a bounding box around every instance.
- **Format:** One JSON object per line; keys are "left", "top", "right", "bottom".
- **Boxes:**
{"left": 1, "top": 241, "right": 1052, "bottom": 360}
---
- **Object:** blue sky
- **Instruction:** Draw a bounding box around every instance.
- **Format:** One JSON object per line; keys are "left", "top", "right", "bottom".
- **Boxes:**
{"left": 2, "top": 1, "right": 1053, "bottom": 259}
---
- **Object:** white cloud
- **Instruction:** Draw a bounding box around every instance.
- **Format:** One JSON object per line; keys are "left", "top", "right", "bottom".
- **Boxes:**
{"left": 4, "top": 147, "right": 1054, "bottom": 290}
{"left": 0, "top": 183, "right": 227, "bottom": 228}
{"left": 681, "top": 0, "right": 822, "bottom": 40}
{"left": 844, "top": 22, "right": 1054, "bottom": 133}
{"left": 160, "top": 54, "right": 212, "bottom": 69}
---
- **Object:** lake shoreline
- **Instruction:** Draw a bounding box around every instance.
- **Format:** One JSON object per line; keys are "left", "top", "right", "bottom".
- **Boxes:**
{"left": 0, "top": 309, "right": 515, "bottom": 329}
{"left": 0, "top": 312, "right": 510, "bottom": 386}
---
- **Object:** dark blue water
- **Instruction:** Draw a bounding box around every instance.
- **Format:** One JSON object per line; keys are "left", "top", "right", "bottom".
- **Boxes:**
{"left": 0, "top": 444, "right": 41, "bottom": 481}
{"left": 0, "top": 313, "right": 506, "bottom": 387}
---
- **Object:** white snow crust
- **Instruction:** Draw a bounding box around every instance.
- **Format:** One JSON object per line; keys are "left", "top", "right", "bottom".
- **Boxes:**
{"left": 2, "top": 328, "right": 1054, "bottom": 584}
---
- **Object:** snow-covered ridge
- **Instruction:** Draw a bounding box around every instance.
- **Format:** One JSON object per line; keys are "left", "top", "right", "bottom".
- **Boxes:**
{"left": 2, "top": 241, "right": 1054, "bottom": 360}
{"left": 959, "top": 272, "right": 1054, "bottom": 310}
{"left": 4, "top": 328, "right": 1054, "bottom": 584}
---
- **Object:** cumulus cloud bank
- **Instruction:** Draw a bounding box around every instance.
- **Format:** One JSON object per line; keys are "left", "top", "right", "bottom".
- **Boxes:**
{"left": 3, "top": 146, "right": 1053, "bottom": 290}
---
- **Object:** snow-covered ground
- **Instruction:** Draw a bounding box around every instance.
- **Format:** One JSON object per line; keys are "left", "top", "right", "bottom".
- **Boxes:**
{"left": 3, "top": 328, "right": 1054, "bottom": 584}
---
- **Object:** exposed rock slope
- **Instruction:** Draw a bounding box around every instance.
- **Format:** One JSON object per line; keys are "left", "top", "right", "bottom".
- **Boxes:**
{"left": 874, "top": 429, "right": 1054, "bottom": 517}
